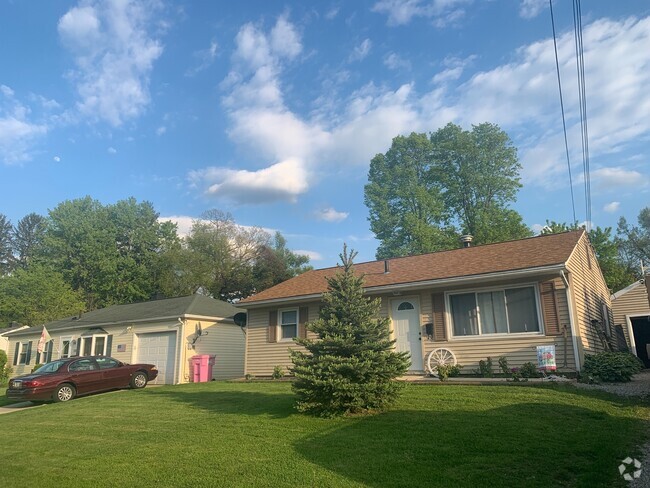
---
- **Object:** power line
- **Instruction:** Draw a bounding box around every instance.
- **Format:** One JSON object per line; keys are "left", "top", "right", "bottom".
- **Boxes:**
{"left": 572, "top": 0, "right": 591, "bottom": 231}
{"left": 549, "top": 0, "right": 576, "bottom": 224}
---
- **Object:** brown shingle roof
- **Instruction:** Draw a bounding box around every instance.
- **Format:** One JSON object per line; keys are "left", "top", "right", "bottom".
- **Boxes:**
{"left": 240, "top": 230, "right": 584, "bottom": 304}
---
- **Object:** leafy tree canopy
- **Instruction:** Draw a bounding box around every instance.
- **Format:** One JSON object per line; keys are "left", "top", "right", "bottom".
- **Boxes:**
{"left": 365, "top": 123, "right": 531, "bottom": 259}
{"left": 618, "top": 207, "right": 650, "bottom": 275}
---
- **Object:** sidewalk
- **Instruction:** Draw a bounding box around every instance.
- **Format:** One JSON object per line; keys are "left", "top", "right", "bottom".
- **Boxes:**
{"left": 0, "top": 401, "right": 43, "bottom": 415}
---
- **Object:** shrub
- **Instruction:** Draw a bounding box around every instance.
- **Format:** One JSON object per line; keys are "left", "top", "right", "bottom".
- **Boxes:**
{"left": 583, "top": 352, "right": 644, "bottom": 383}
{"left": 0, "top": 350, "right": 10, "bottom": 386}
{"left": 244, "top": 373, "right": 255, "bottom": 381}
{"left": 291, "top": 245, "right": 410, "bottom": 416}
{"left": 510, "top": 368, "right": 525, "bottom": 382}
{"left": 437, "top": 364, "right": 463, "bottom": 382}
{"left": 519, "top": 362, "right": 540, "bottom": 378}
{"left": 271, "top": 365, "right": 284, "bottom": 380}
{"left": 476, "top": 357, "right": 493, "bottom": 377}
{"left": 498, "top": 356, "right": 509, "bottom": 376}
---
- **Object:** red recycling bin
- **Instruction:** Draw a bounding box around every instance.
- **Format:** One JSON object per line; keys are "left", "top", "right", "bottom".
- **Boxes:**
{"left": 190, "top": 354, "right": 216, "bottom": 382}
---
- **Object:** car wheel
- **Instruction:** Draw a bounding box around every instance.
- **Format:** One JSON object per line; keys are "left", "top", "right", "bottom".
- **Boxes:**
{"left": 53, "top": 384, "right": 76, "bottom": 403}
{"left": 130, "top": 372, "right": 148, "bottom": 389}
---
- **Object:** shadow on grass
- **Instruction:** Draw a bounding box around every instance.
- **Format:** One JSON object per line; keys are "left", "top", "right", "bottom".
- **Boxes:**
{"left": 295, "top": 402, "right": 644, "bottom": 488}
{"left": 146, "top": 387, "right": 295, "bottom": 419}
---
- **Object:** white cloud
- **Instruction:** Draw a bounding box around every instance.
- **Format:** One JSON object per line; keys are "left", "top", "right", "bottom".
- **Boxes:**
{"left": 185, "top": 40, "right": 218, "bottom": 76}
{"left": 325, "top": 7, "right": 340, "bottom": 20}
{"left": 107, "top": 146, "right": 117, "bottom": 154}
{"left": 603, "top": 201, "right": 620, "bottom": 213}
{"left": 531, "top": 223, "right": 545, "bottom": 234}
{"left": 293, "top": 249, "right": 323, "bottom": 261}
{"left": 519, "top": 0, "right": 547, "bottom": 20}
{"left": 591, "top": 167, "right": 649, "bottom": 190}
{"left": 349, "top": 39, "right": 372, "bottom": 62}
{"left": 315, "top": 207, "right": 349, "bottom": 222}
{"left": 372, "top": 0, "right": 470, "bottom": 27}
{"left": 58, "top": 0, "right": 164, "bottom": 126}
{"left": 53, "top": 156, "right": 61, "bottom": 162}
{"left": 384, "top": 52, "right": 411, "bottom": 71}
{"left": 191, "top": 158, "right": 309, "bottom": 204}
{"left": 0, "top": 86, "right": 48, "bottom": 164}
{"left": 196, "top": 14, "right": 650, "bottom": 207}
{"left": 156, "top": 126, "right": 167, "bottom": 136}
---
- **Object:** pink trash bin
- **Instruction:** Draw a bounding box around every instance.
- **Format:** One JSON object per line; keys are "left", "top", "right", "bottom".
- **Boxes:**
{"left": 190, "top": 354, "right": 216, "bottom": 382}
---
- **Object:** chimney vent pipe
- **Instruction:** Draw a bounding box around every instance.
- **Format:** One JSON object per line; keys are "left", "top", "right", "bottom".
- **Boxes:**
{"left": 460, "top": 235, "right": 473, "bottom": 248}
{"left": 384, "top": 260, "right": 390, "bottom": 273}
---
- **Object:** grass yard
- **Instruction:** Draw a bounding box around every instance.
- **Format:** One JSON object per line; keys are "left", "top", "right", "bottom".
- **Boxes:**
{"left": 1, "top": 382, "right": 648, "bottom": 487}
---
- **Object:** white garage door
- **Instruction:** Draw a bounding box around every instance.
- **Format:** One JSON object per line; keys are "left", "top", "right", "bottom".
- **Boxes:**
{"left": 136, "top": 332, "right": 177, "bottom": 385}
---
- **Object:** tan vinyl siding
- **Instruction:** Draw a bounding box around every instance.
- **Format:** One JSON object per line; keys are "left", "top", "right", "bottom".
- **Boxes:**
{"left": 422, "top": 278, "right": 576, "bottom": 371}
{"left": 245, "top": 303, "right": 319, "bottom": 376}
{"left": 191, "top": 321, "right": 245, "bottom": 380}
{"left": 245, "top": 278, "right": 578, "bottom": 375}
{"left": 6, "top": 333, "right": 40, "bottom": 377}
{"left": 611, "top": 282, "right": 650, "bottom": 348}
{"left": 566, "top": 233, "right": 614, "bottom": 359}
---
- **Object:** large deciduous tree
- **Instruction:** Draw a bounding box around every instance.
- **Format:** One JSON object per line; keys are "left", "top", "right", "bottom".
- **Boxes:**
{"left": 618, "top": 207, "right": 650, "bottom": 274}
{"left": 291, "top": 246, "right": 410, "bottom": 416}
{"left": 365, "top": 123, "right": 530, "bottom": 259}
{"left": 0, "top": 264, "right": 85, "bottom": 326}
{"left": 157, "top": 210, "right": 311, "bottom": 302}
{"left": 44, "top": 196, "right": 170, "bottom": 309}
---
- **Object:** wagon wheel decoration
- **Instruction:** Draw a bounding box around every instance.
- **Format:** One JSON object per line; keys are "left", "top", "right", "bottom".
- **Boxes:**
{"left": 426, "top": 348, "right": 457, "bottom": 376}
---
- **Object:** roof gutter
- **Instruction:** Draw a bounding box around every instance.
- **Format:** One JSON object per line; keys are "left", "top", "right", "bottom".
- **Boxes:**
{"left": 239, "top": 264, "right": 567, "bottom": 309}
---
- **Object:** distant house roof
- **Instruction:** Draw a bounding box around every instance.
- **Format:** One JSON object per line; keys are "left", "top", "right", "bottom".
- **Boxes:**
{"left": 611, "top": 280, "right": 645, "bottom": 300}
{"left": 0, "top": 324, "right": 30, "bottom": 337}
{"left": 10, "top": 295, "right": 243, "bottom": 337}
{"left": 239, "top": 230, "right": 585, "bottom": 306}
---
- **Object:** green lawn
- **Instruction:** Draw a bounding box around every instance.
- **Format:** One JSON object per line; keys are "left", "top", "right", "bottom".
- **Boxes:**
{"left": 1, "top": 382, "right": 648, "bottom": 487}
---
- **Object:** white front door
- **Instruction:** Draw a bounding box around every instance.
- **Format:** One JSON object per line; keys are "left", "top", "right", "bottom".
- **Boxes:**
{"left": 391, "top": 298, "right": 423, "bottom": 371}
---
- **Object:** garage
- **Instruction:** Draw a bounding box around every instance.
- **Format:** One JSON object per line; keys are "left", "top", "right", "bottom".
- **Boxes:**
{"left": 136, "top": 331, "right": 177, "bottom": 384}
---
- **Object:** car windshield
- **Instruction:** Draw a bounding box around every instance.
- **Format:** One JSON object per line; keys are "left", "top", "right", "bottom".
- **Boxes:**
{"left": 35, "top": 360, "right": 66, "bottom": 373}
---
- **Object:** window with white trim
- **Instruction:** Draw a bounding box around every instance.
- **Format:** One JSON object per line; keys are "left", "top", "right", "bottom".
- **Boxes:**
{"left": 18, "top": 342, "right": 28, "bottom": 364}
{"left": 80, "top": 334, "right": 108, "bottom": 356}
{"left": 37, "top": 341, "right": 51, "bottom": 364}
{"left": 60, "top": 337, "right": 73, "bottom": 358}
{"left": 279, "top": 309, "right": 298, "bottom": 341}
{"left": 449, "top": 285, "right": 540, "bottom": 337}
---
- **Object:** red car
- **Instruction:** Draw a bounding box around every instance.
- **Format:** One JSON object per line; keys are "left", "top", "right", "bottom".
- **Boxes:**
{"left": 5, "top": 356, "right": 158, "bottom": 403}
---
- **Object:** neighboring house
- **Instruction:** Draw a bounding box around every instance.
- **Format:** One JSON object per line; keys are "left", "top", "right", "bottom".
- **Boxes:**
{"left": 0, "top": 324, "right": 30, "bottom": 353}
{"left": 611, "top": 278, "right": 650, "bottom": 367}
{"left": 5, "top": 295, "right": 245, "bottom": 384}
{"left": 239, "top": 230, "right": 618, "bottom": 376}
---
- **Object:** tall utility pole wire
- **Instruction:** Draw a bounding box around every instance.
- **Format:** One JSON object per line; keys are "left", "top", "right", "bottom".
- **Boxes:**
{"left": 572, "top": 0, "right": 591, "bottom": 231}
{"left": 549, "top": 0, "right": 577, "bottom": 224}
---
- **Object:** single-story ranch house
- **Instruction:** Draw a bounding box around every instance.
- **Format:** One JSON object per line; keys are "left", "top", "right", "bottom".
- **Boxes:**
{"left": 612, "top": 278, "right": 650, "bottom": 367}
{"left": 5, "top": 295, "right": 245, "bottom": 384}
{"left": 239, "top": 230, "right": 621, "bottom": 376}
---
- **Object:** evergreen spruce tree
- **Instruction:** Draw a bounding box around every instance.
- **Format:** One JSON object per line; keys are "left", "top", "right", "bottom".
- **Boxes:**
{"left": 290, "top": 246, "right": 410, "bottom": 416}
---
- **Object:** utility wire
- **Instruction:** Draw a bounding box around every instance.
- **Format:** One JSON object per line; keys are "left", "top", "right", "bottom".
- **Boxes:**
{"left": 572, "top": 0, "right": 591, "bottom": 231}
{"left": 549, "top": 0, "right": 576, "bottom": 224}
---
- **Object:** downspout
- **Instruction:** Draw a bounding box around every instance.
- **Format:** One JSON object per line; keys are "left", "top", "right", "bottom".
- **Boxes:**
{"left": 561, "top": 270, "right": 581, "bottom": 371}
{"left": 177, "top": 318, "right": 186, "bottom": 385}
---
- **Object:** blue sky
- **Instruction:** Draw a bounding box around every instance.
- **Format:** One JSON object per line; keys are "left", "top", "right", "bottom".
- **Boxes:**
{"left": 1, "top": 0, "right": 649, "bottom": 267}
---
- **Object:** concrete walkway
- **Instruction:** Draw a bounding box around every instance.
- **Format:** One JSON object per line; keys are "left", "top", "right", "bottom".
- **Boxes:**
{"left": 0, "top": 401, "right": 43, "bottom": 415}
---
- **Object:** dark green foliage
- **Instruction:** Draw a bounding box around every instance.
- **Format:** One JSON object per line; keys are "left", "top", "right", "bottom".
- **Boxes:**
{"left": 583, "top": 352, "right": 644, "bottom": 383}
{"left": 519, "top": 362, "right": 540, "bottom": 378}
{"left": 12, "top": 213, "right": 46, "bottom": 269}
{"left": 271, "top": 365, "right": 284, "bottom": 380}
{"left": 436, "top": 363, "right": 462, "bottom": 381}
{"left": 618, "top": 206, "right": 650, "bottom": 278}
{"left": 0, "top": 264, "right": 85, "bottom": 326}
{"left": 291, "top": 246, "right": 410, "bottom": 416}
{"left": 476, "top": 357, "right": 493, "bottom": 377}
{"left": 0, "top": 213, "right": 13, "bottom": 275}
{"left": 365, "top": 123, "right": 531, "bottom": 259}
{"left": 498, "top": 356, "right": 509, "bottom": 375}
{"left": 0, "top": 349, "right": 10, "bottom": 386}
